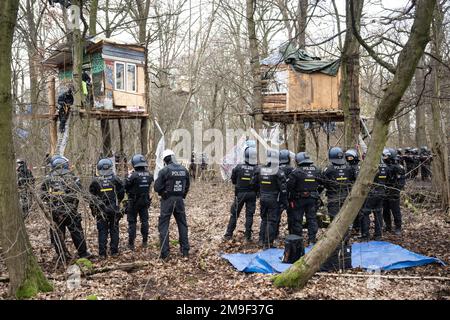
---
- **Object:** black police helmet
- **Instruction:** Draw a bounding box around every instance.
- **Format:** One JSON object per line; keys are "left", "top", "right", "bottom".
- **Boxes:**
{"left": 131, "top": 154, "right": 148, "bottom": 168}
{"left": 279, "top": 149, "right": 290, "bottom": 165}
{"left": 345, "top": 149, "right": 359, "bottom": 163}
{"left": 295, "top": 152, "right": 313, "bottom": 166}
{"left": 382, "top": 148, "right": 397, "bottom": 163}
{"left": 244, "top": 147, "right": 257, "bottom": 165}
{"left": 329, "top": 147, "right": 346, "bottom": 165}
{"left": 97, "top": 158, "right": 114, "bottom": 176}
{"left": 388, "top": 148, "right": 398, "bottom": 159}
{"left": 51, "top": 157, "right": 70, "bottom": 175}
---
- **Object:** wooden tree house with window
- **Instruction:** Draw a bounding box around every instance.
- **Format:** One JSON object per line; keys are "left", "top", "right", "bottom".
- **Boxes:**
{"left": 260, "top": 47, "right": 343, "bottom": 123}
{"left": 42, "top": 38, "right": 149, "bottom": 161}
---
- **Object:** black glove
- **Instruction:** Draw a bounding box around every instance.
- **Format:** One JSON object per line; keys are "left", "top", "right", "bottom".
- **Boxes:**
{"left": 280, "top": 199, "right": 288, "bottom": 211}
{"left": 89, "top": 203, "right": 100, "bottom": 218}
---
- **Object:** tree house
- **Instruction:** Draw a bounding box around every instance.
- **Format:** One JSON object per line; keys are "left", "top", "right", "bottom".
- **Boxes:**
{"left": 42, "top": 37, "right": 150, "bottom": 159}
{"left": 260, "top": 48, "right": 343, "bottom": 123}
{"left": 43, "top": 38, "right": 148, "bottom": 118}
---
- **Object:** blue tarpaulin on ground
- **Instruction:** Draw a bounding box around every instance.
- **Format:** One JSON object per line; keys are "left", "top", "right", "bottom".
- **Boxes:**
{"left": 222, "top": 241, "right": 445, "bottom": 274}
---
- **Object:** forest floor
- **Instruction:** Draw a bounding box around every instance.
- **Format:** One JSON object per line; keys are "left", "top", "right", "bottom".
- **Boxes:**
{"left": 1, "top": 179, "right": 449, "bottom": 300}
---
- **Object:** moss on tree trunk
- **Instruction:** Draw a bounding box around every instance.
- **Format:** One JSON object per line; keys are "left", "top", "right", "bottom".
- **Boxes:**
{"left": 16, "top": 255, "right": 53, "bottom": 299}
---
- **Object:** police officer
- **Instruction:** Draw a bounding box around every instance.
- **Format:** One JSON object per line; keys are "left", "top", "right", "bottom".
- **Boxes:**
{"left": 322, "top": 147, "right": 355, "bottom": 220}
{"left": 125, "top": 154, "right": 154, "bottom": 250}
{"left": 276, "top": 149, "right": 294, "bottom": 239}
{"left": 154, "top": 150, "right": 190, "bottom": 260}
{"left": 287, "top": 152, "right": 322, "bottom": 245}
{"left": 255, "top": 149, "right": 288, "bottom": 248}
{"left": 411, "top": 148, "right": 420, "bottom": 179}
{"left": 383, "top": 148, "right": 406, "bottom": 235}
{"left": 57, "top": 87, "right": 73, "bottom": 133}
{"left": 89, "top": 159, "right": 125, "bottom": 258}
{"left": 419, "top": 146, "right": 432, "bottom": 181}
{"left": 17, "top": 159, "right": 35, "bottom": 219}
{"left": 345, "top": 149, "right": 361, "bottom": 233}
{"left": 403, "top": 147, "right": 414, "bottom": 179}
{"left": 224, "top": 147, "right": 258, "bottom": 242}
{"left": 360, "top": 153, "right": 390, "bottom": 241}
{"left": 41, "top": 157, "right": 91, "bottom": 262}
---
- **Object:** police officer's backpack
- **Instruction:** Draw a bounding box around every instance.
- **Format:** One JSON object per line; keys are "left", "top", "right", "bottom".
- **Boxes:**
{"left": 282, "top": 234, "right": 305, "bottom": 263}
{"left": 320, "top": 244, "right": 352, "bottom": 272}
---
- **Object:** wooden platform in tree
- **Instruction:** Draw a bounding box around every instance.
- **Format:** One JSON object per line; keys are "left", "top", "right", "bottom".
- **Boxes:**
{"left": 78, "top": 108, "right": 148, "bottom": 120}
{"left": 261, "top": 109, "right": 344, "bottom": 123}
{"left": 16, "top": 109, "right": 148, "bottom": 121}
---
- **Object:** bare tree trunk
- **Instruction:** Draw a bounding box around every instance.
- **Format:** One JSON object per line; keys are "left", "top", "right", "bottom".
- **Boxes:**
{"left": 341, "top": 0, "right": 363, "bottom": 150}
{"left": 294, "top": 122, "right": 306, "bottom": 151}
{"left": 118, "top": 119, "right": 124, "bottom": 155}
{"left": 400, "top": 110, "right": 412, "bottom": 146}
{"left": 296, "top": 0, "right": 308, "bottom": 48}
{"left": 273, "top": 0, "right": 435, "bottom": 288}
{"left": 430, "top": 3, "right": 450, "bottom": 212}
{"left": 89, "top": 0, "right": 99, "bottom": 36}
{"left": 133, "top": 0, "right": 152, "bottom": 158}
{"left": 24, "top": 0, "right": 40, "bottom": 113}
{"left": 0, "top": 0, "right": 52, "bottom": 298}
{"left": 415, "top": 58, "right": 428, "bottom": 147}
{"left": 396, "top": 118, "right": 404, "bottom": 146}
{"left": 72, "top": 0, "right": 83, "bottom": 109}
{"left": 246, "top": 0, "right": 263, "bottom": 140}
{"left": 294, "top": 0, "right": 308, "bottom": 152}
{"left": 101, "top": 119, "right": 112, "bottom": 157}
{"left": 283, "top": 123, "right": 289, "bottom": 149}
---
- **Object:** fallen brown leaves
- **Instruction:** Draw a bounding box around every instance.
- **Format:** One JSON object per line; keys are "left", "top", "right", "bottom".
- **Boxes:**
{"left": 0, "top": 179, "right": 448, "bottom": 300}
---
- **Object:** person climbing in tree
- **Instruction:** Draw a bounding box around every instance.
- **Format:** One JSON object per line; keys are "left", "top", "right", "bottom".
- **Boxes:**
{"left": 82, "top": 70, "right": 93, "bottom": 107}
{"left": 57, "top": 86, "right": 74, "bottom": 133}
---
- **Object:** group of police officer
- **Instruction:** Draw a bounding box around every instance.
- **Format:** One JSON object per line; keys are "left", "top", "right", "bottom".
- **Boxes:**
{"left": 39, "top": 149, "right": 189, "bottom": 262}
{"left": 397, "top": 146, "right": 433, "bottom": 180}
{"left": 224, "top": 145, "right": 407, "bottom": 248}
{"left": 18, "top": 142, "right": 414, "bottom": 261}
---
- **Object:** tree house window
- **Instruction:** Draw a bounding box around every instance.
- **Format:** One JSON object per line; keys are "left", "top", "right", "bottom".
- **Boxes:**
{"left": 127, "top": 63, "right": 136, "bottom": 92}
{"left": 115, "top": 61, "right": 137, "bottom": 93}
{"left": 115, "top": 62, "right": 125, "bottom": 90}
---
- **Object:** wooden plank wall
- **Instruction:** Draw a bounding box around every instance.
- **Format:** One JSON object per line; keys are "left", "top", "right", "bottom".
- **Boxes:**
{"left": 287, "top": 67, "right": 340, "bottom": 112}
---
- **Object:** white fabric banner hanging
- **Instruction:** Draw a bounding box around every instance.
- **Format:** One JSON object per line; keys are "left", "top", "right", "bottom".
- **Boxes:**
{"left": 153, "top": 118, "right": 165, "bottom": 180}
